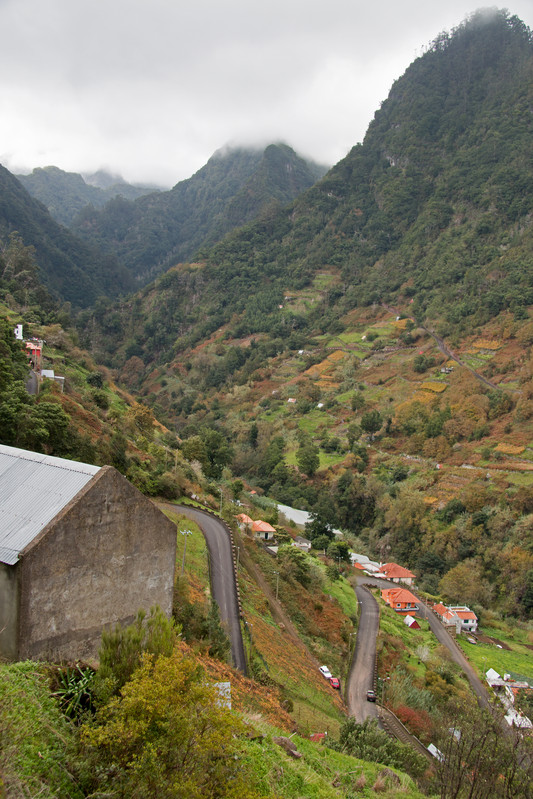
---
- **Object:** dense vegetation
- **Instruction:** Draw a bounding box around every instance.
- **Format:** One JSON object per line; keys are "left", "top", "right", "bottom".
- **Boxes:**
{"left": 0, "top": 166, "right": 134, "bottom": 307}
{"left": 17, "top": 166, "right": 159, "bottom": 227}
{"left": 71, "top": 143, "right": 327, "bottom": 284}
{"left": 81, "top": 12, "right": 533, "bottom": 356}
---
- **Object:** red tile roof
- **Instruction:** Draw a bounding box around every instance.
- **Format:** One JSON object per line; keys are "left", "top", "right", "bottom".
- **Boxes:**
{"left": 252, "top": 519, "right": 276, "bottom": 533}
{"left": 381, "top": 562, "right": 416, "bottom": 579}
{"left": 381, "top": 587, "right": 418, "bottom": 606}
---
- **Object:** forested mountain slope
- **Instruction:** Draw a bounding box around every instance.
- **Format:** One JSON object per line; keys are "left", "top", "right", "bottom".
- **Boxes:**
{"left": 71, "top": 143, "right": 328, "bottom": 284}
{"left": 0, "top": 165, "right": 135, "bottom": 307}
{"left": 17, "top": 166, "right": 159, "bottom": 227}
{"left": 192, "top": 9, "right": 532, "bottom": 333}
{"left": 85, "top": 10, "right": 533, "bottom": 366}
{"left": 75, "top": 11, "right": 533, "bottom": 622}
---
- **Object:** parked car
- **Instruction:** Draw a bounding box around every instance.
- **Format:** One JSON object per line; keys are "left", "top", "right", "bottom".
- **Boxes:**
{"left": 366, "top": 689, "right": 377, "bottom": 702}
{"left": 319, "top": 665, "right": 332, "bottom": 680}
{"left": 330, "top": 677, "right": 340, "bottom": 690}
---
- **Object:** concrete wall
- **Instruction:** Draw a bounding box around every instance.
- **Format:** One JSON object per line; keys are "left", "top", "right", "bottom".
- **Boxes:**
{"left": 0, "top": 563, "right": 19, "bottom": 660}
{"left": 17, "top": 466, "right": 176, "bottom": 662}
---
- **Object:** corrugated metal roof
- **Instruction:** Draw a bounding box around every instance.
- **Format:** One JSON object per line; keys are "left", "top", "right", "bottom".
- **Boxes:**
{"left": 0, "top": 444, "right": 100, "bottom": 565}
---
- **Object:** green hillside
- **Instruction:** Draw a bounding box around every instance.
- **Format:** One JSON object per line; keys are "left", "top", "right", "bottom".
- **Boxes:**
{"left": 71, "top": 143, "right": 328, "bottom": 284}
{"left": 76, "top": 10, "right": 533, "bottom": 621}
{"left": 0, "top": 166, "right": 135, "bottom": 307}
{"left": 2, "top": 10, "right": 533, "bottom": 798}
{"left": 17, "top": 166, "right": 159, "bottom": 227}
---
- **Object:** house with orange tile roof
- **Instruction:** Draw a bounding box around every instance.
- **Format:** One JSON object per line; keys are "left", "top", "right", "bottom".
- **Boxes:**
{"left": 449, "top": 606, "right": 478, "bottom": 632}
{"left": 380, "top": 562, "right": 416, "bottom": 585}
{"left": 432, "top": 603, "right": 478, "bottom": 632}
{"left": 252, "top": 519, "right": 276, "bottom": 541}
{"left": 381, "top": 587, "right": 419, "bottom": 615}
{"left": 432, "top": 602, "right": 455, "bottom": 624}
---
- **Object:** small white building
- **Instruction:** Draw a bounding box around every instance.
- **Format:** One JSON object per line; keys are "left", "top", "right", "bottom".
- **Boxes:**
{"left": 292, "top": 536, "right": 312, "bottom": 552}
{"left": 433, "top": 603, "right": 478, "bottom": 633}
{"left": 252, "top": 519, "right": 276, "bottom": 541}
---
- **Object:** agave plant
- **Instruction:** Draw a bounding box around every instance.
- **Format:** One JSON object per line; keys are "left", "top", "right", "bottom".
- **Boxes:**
{"left": 51, "top": 663, "right": 96, "bottom": 722}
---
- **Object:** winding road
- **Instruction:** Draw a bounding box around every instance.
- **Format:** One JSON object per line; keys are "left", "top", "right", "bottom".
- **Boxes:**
{"left": 415, "top": 594, "right": 491, "bottom": 709}
{"left": 162, "top": 503, "right": 247, "bottom": 674}
{"left": 164, "top": 501, "right": 492, "bottom": 734}
{"left": 347, "top": 577, "right": 492, "bottom": 718}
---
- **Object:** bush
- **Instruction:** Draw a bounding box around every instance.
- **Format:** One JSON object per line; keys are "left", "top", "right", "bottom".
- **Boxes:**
{"left": 86, "top": 371, "right": 104, "bottom": 388}
{"left": 90, "top": 388, "right": 110, "bottom": 409}
{"left": 81, "top": 651, "right": 254, "bottom": 799}
{"left": 333, "top": 717, "right": 427, "bottom": 781}
{"left": 95, "top": 606, "right": 178, "bottom": 701}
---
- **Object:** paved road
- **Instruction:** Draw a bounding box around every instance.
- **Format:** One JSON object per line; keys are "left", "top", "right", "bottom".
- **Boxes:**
{"left": 349, "top": 576, "right": 493, "bottom": 715}
{"left": 346, "top": 585, "right": 380, "bottom": 722}
{"left": 415, "top": 594, "right": 491, "bottom": 710}
{"left": 165, "top": 504, "right": 247, "bottom": 674}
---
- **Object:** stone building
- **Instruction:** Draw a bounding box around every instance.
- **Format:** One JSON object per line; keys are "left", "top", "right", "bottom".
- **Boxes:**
{"left": 0, "top": 444, "right": 176, "bottom": 662}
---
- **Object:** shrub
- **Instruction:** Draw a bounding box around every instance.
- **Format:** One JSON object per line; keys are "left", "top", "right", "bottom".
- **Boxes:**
{"left": 82, "top": 651, "right": 255, "bottom": 799}
{"left": 95, "top": 606, "right": 178, "bottom": 701}
{"left": 86, "top": 371, "right": 104, "bottom": 388}
{"left": 333, "top": 717, "right": 427, "bottom": 781}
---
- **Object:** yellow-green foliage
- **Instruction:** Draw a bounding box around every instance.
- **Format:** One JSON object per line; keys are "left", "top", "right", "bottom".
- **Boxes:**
{"left": 83, "top": 651, "right": 258, "bottom": 799}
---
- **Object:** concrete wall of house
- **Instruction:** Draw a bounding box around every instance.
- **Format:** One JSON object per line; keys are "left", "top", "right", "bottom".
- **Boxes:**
{"left": 0, "top": 563, "right": 19, "bottom": 660}
{"left": 17, "top": 466, "right": 176, "bottom": 662}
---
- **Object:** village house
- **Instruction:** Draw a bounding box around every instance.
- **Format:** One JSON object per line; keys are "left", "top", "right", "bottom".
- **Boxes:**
{"left": 381, "top": 587, "right": 419, "bottom": 615}
{"left": 252, "top": 519, "right": 277, "bottom": 541}
{"left": 432, "top": 603, "right": 478, "bottom": 633}
{"left": 0, "top": 444, "right": 176, "bottom": 663}
{"left": 380, "top": 562, "right": 416, "bottom": 585}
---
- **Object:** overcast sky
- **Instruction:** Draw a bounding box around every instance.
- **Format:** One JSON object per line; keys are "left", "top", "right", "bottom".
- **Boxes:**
{"left": 1, "top": 1, "right": 532, "bottom": 187}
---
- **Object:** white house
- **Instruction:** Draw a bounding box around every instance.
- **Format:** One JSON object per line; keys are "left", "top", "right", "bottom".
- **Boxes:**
{"left": 292, "top": 535, "right": 312, "bottom": 552}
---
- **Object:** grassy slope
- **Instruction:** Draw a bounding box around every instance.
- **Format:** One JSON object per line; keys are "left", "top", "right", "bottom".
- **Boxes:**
{"left": 0, "top": 659, "right": 426, "bottom": 799}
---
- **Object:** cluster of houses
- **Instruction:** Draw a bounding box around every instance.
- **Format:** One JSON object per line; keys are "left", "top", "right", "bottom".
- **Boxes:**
{"left": 15, "top": 324, "right": 65, "bottom": 391}
{"left": 350, "top": 552, "right": 480, "bottom": 634}
{"left": 241, "top": 517, "right": 480, "bottom": 637}
{"left": 350, "top": 555, "right": 416, "bottom": 585}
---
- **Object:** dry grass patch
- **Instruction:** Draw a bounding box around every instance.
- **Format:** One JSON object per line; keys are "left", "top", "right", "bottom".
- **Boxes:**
{"left": 392, "top": 318, "right": 410, "bottom": 330}
{"left": 495, "top": 442, "right": 526, "bottom": 455}
{"left": 420, "top": 381, "right": 447, "bottom": 393}
{"left": 472, "top": 339, "right": 502, "bottom": 350}
{"left": 411, "top": 391, "right": 438, "bottom": 404}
